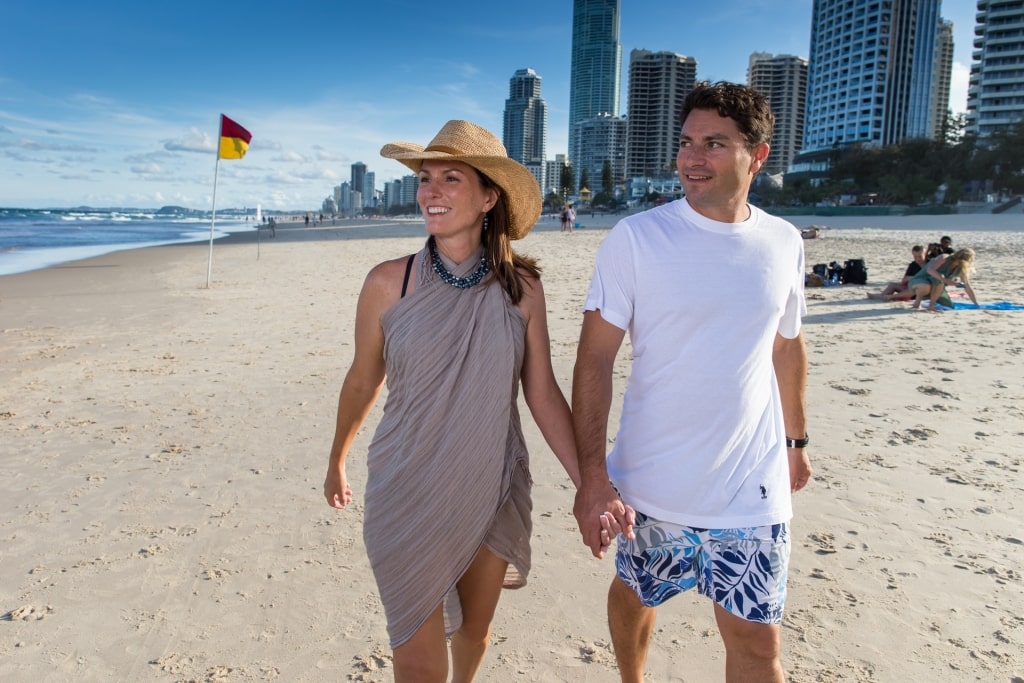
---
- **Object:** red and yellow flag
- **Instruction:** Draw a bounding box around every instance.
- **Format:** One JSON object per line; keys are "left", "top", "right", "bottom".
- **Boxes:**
{"left": 219, "top": 114, "right": 252, "bottom": 159}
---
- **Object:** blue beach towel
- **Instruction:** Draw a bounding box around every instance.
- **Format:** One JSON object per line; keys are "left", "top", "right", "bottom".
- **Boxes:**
{"left": 952, "top": 301, "right": 1024, "bottom": 311}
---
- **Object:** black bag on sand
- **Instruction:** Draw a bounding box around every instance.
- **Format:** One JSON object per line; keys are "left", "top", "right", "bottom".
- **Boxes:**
{"left": 843, "top": 259, "right": 868, "bottom": 285}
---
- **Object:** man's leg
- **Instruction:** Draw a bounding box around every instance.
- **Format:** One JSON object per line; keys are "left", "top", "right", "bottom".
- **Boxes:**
{"left": 608, "top": 576, "right": 657, "bottom": 683}
{"left": 713, "top": 603, "right": 784, "bottom": 683}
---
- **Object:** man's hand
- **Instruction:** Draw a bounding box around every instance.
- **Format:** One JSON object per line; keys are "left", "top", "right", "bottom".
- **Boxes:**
{"left": 574, "top": 479, "right": 636, "bottom": 559}
{"left": 788, "top": 448, "right": 812, "bottom": 492}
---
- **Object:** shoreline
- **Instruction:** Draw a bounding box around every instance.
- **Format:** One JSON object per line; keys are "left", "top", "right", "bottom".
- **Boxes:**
{"left": 2, "top": 214, "right": 1023, "bottom": 681}
{"left": 3, "top": 208, "right": 1024, "bottom": 280}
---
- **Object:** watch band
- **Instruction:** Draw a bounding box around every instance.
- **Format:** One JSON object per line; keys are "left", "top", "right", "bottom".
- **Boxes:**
{"left": 786, "top": 433, "right": 810, "bottom": 448}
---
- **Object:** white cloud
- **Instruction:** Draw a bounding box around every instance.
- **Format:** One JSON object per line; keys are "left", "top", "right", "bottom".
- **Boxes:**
{"left": 164, "top": 127, "right": 215, "bottom": 153}
{"left": 949, "top": 62, "right": 969, "bottom": 115}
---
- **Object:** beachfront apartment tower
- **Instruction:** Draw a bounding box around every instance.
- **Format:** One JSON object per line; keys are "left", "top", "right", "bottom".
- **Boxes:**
{"left": 503, "top": 68, "right": 548, "bottom": 193}
{"left": 351, "top": 162, "right": 367, "bottom": 207}
{"left": 545, "top": 154, "right": 570, "bottom": 196}
{"left": 364, "top": 172, "right": 376, "bottom": 209}
{"left": 569, "top": 0, "right": 621, "bottom": 189}
{"left": 747, "top": 52, "right": 809, "bottom": 177}
{"left": 967, "top": 0, "right": 1024, "bottom": 137}
{"left": 574, "top": 113, "right": 627, "bottom": 196}
{"left": 801, "top": 0, "right": 941, "bottom": 154}
{"left": 625, "top": 50, "right": 697, "bottom": 180}
{"left": 929, "top": 20, "right": 955, "bottom": 140}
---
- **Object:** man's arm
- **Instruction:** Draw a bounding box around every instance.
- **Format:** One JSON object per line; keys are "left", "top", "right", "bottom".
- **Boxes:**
{"left": 773, "top": 331, "right": 812, "bottom": 492}
{"left": 572, "top": 310, "right": 634, "bottom": 558}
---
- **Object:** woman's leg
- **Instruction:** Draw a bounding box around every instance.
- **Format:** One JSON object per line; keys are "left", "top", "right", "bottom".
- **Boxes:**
{"left": 392, "top": 604, "right": 449, "bottom": 682}
{"left": 927, "top": 283, "right": 946, "bottom": 312}
{"left": 910, "top": 283, "right": 929, "bottom": 308}
{"left": 451, "top": 547, "right": 509, "bottom": 683}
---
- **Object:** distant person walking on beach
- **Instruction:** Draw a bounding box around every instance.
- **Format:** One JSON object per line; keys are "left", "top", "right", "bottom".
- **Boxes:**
{"left": 323, "top": 120, "right": 583, "bottom": 681}
{"left": 572, "top": 81, "right": 811, "bottom": 682}
{"left": 565, "top": 203, "right": 577, "bottom": 233}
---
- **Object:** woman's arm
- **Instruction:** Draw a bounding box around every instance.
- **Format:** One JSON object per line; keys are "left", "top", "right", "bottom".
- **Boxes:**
{"left": 323, "top": 259, "right": 403, "bottom": 509}
{"left": 960, "top": 272, "right": 979, "bottom": 306}
{"left": 518, "top": 274, "right": 581, "bottom": 487}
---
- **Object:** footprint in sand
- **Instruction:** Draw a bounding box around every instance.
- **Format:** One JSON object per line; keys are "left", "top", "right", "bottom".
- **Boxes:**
{"left": 828, "top": 381, "right": 870, "bottom": 396}
{"left": 807, "top": 532, "right": 837, "bottom": 554}
{"left": 3, "top": 604, "right": 53, "bottom": 621}
{"left": 887, "top": 426, "right": 937, "bottom": 445}
{"left": 917, "top": 385, "right": 956, "bottom": 399}
{"left": 352, "top": 647, "right": 392, "bottom": 676}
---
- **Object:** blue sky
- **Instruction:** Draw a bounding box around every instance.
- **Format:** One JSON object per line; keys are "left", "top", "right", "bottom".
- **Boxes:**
{"left": 1, "top": 1, "right": 975, "bottom": 210}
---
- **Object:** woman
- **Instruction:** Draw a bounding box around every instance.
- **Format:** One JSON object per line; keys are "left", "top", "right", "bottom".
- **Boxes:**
{"left": 323, "top": 120, "right": 587, "bottom": 681}
{"left": 908, "top": 247, "right": 978, "bottom": 312}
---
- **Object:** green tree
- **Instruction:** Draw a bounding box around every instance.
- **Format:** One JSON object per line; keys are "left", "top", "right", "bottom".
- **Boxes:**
{"left": 579, "top": 168, "right": 590, "bottom": 193}
{"left": 544, "top": 191, "right": 566, "bottom": 212}
{"left": 560, "top": 164, "right": 575, "bottom": 198}
{"left": 601, "top": 159, "right": 614, "bottom": 194}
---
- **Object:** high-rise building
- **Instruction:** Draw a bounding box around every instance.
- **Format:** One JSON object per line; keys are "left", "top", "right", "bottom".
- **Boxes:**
{"left": 747, "top": 52, "right": 809, "bottom": 176}
{"left": 801, "top": 0, "right": 941, "bottom": 154}
{"left": 967, "top": 0, "right": 1024, "bottom": 137}
{"left": 929, "top": 20, "right": 954, "bottom": 140}
{"left": 385, "top": 179, "right": 403, "bottom": 211}
{"left": 504, "top": 68, "right": 548, "bottom": 192}
{"left": 401, "top": 175, "right": 419, "bottom": 211}
{"left": 364, "top": 171, "right": 375, "bottom": 209}
{"left": 625, "top": 49, "right": 697, "bottom": 180}
{"left": 340, "top": 182, "right": 352, "bottom": 214}
{"left": 574, "top": 113, "right": 627, "bottom": 195}
{"left": 546, "top": 154, "right": 570, "bottom": 196}
{"left": 569, "top": 0, "right": 621, "bottom": 187}
{"left": 351, "top": 162, "right": 367, "bottom": 205}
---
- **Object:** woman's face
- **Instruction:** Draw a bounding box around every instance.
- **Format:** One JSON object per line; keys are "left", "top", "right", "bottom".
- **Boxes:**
{"left": 417, "top": 160, "right": 497, "bottom": 240}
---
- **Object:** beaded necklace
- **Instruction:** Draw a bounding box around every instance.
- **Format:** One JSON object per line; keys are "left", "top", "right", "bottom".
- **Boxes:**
{"left": 428, "top": 237, "right": 490, "bottom": 289}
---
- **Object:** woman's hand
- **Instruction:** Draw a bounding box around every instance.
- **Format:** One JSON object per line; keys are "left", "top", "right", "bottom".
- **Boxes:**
{"left": 324, "top": 467, "right": 353, "bottom": 510}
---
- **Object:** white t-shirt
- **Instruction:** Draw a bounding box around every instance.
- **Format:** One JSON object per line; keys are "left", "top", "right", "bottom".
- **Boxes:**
{"left": 584, "top": 198, "right": 806, "bottom": 528}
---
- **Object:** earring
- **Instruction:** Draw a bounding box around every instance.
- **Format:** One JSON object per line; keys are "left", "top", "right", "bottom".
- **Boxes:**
{"left": 482, "top": 215, "right": 489, "bottom": 232}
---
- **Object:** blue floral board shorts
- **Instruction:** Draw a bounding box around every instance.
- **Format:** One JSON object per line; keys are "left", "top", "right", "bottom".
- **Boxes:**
{"left": 615, "top": 511, "right": 790, "bottom": 624}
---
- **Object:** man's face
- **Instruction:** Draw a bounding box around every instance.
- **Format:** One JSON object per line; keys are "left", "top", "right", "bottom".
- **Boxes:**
{"left": 676, "top": 108, "right": 769, "bottom": 222}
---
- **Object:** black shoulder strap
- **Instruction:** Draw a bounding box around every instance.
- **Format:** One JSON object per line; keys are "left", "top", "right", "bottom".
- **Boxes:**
{"left": 400, "top": 254, "right": 415, "bottom": 298}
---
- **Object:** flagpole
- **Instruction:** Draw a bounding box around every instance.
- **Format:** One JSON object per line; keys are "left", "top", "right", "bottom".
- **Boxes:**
{"left": 206, "top": 155, "right": 221, "bottom": 288}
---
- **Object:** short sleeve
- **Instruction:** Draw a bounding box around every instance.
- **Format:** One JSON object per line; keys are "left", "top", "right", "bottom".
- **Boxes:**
{"left": 583, "top": 223, "right": 635, "bottom": 332}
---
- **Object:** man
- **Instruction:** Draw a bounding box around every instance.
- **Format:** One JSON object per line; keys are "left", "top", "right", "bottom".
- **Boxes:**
{"left": 940, "top": 235, "right": 954, "bottom": 254}
{"left": 572, "top": 81, "right": 812, "bottom": 682}
{"left": 869, "top": 244, "right": 926, "bottom": 301}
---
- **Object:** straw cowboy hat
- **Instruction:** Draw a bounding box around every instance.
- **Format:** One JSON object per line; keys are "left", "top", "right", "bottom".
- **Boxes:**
{"left": 380, "top": 120, "right": 542, "bottom": 240}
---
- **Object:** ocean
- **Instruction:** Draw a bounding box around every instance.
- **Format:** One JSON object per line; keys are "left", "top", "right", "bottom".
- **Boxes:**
{"left": 0, "top": 208, "right": 255, "bottom": 276}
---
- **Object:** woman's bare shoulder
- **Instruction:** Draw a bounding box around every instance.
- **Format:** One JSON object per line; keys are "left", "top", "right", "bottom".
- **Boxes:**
{"left": 364, "top": 253, "right": 417, "bottom": 301}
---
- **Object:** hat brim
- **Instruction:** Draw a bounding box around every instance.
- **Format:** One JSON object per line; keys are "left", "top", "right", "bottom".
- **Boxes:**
{"left": 381, "top": 143, "right": 542, "bottom": 240}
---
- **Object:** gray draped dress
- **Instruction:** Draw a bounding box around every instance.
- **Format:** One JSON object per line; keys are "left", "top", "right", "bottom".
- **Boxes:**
{"left": 363, "top": 242, "right": 532, "bottom": 649}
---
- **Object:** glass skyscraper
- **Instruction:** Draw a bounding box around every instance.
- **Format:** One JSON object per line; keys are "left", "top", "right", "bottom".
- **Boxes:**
{"left": 503, "top": 68, "right": 548, "bottom": 191}
{"left": 569, "top": 0, "right": 621, "bottom": 187}
{"left": 802, "top": 0, "right": 941, "bottom": 153}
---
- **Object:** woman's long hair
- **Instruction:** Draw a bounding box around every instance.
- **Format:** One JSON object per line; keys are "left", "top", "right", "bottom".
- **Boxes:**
{"left": 477, "top": 172, "right": 540, "bottom": 304}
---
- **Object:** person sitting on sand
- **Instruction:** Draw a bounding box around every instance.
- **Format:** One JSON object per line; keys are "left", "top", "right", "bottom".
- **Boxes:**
{"left": 908, "top": 247, "right": 979, "bottom": 312}
{"left": 868, "top": 244, "right": 926, "bottom": 301}
{"left": 940, "top": 235, "right": 954, "bottom": 254}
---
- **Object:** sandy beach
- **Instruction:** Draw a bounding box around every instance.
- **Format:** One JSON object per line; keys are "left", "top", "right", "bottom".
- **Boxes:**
{"left": 1, "top": 211, "right": 1023, "bottom": 682}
